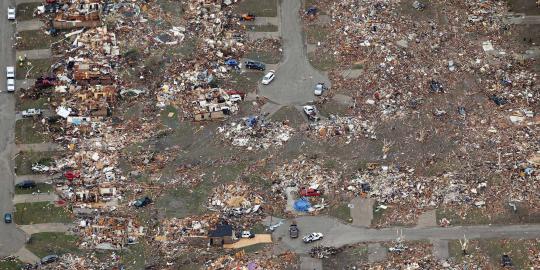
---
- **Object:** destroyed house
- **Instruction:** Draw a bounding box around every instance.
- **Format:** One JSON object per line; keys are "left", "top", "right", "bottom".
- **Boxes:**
{"left": 208, "top": 223, "right": 234, "bottom": 246}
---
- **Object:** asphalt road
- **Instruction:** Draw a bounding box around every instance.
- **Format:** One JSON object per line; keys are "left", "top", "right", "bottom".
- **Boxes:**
{"left": 0, "top": 0, "right": 27, "bottom": 257}
{"left": 276, "top": 216, "right": 540, "bottom": 254}
{"left": 258, "top": 0, "right": 330, "bottom": 105}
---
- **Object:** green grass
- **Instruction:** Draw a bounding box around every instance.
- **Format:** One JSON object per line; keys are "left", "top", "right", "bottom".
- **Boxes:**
{"left": 234, "top": 0, "right": 278, "bottom": 17}
{"left": 15, "top": 202, "right": 73, "bottom": 225}
{"left": 16, "top": 30, "right": 58, "bottom": 50}
{"left": 0, "top": 258, "right": 26, "bottom": 270}
{"left": 437, "top": 205, "right": 540, "bottom": 226}
{"left": 26, "top": 232, "right": 79, "bottom": 258}
{"left": 245, "top": 48, "right": 282, "bottom": 64}
{"left": 156, "top": 0, "right": 184, "bottom": 17}
{"left": 16, "top": 3, "right": 41, "bottom": 21}
{"left": 448, "top": 239, "right": 532, "bottom": 269}
{"left": 14, "top": 151, "right": 58, "bottom": 175}
{"left": 15, "top": 119, "right": 51, "bottom": 144}
{"left": 328, "top": 203, "right": 352, "bottom": 223}
{"left": 248, "top": 24, "right": 278, "bottom": 32}
{"left": 308, "top": 51, "right": 337, "bottom": 71}
{"left": 15, "top": 183, "right": 53, "bottom": 195}
{"left": 352, "top": 63, "right": 364, "bottom": 70}
{"left": 160, "top": 105, "right": 179, "bottom": 129}
{"left": 241, "top": 243, "right": 269, "bottom": 253}
{"left": 120, "top": 242, "right": 148, "bottom": 270}
{"left": 221, "top": 71, "right": 262, "bottom": 92}
{"left": 157, "top": 164, "right": 246, "bottom": 218}
{"left": 305, "top": 25, "right": 330, "bottom": 44}
{"left": 16, "top": 58, "right": 56, "bottom": 80}
{"left": 16, "top": 97, "right": 49, "bottom": 111}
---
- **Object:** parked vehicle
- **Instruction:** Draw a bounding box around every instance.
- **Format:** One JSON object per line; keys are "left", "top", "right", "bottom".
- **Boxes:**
{"left": 21, "top": 108, "right": 42, "bottom": 117}
{"left": 302, "top": 232, "right": 323, "bottom": 243}
{"left": 6, "top": 66, "right": 15, "bottom": 78}
{"left": 32, "top": 163, "right": 50, "bottom": 173}
{"left": 244, "top": 61, "right": 265, "bottom": 71}
{"left": 15, "top": 180, "right": 36, "bottom": 189}
{"left": 133, "top": 196, "right": 152, "bottom": 208}
{"left": 41, "top": 255, "right": 59, "bottom": 265}
{"left": 299, "top": 187, "right": 322, "bottom": 197}
{"left": 240, "top": 231, "right": 255, "bottom": 238}
{"left": 7, "top": 79, "right": 15, "bottom": 92}
{"left": 313, "top": 83, "right": 327, "bottom": 96}
{"left": 501, "top": 254, "right": 513, "bottom": 267}
{"left": 4, "top": 213, "right": 12, "bottom": 223}
{"left": 7, "top": 7, "right": 16, "bottom": 20}
{"left": 229, "top": 94, "right": 242, "bottom": 102}
{"left": 240, "top": 13, "right": 255, "bottom": 21}
{"left": 225, "top": 90, "right": 245, "bottom": 98}
{"left": 302, "top": 105, "right": 319, "bottom": 121}
{"left": 289, "top": 222, "right": 299, "bottom": 238}
{"left": 261, "top": 70, "right": 275, "bottom": 85}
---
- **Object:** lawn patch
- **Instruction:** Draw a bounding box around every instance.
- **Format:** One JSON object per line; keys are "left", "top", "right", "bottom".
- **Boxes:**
{"left": 16, "top": 96, "right": 49, "bottom": 111}
{"left": 305, "top": 25, "right": 330, "bottom": 44}
{"left": 14, "top": 202, "right": 73, "bottom": 225}
{"left": 26, "top": 232, "right": 79, "bottom": 258}
{"left": 437, "top": 204, "right": 540, "bottom": 226}
{"left": 119, "top": 242, "right": 149, "bottom": 270}
{"left": 16, "top": 58, "right": 56, "bottom": 80}
{"left": 160, "top": 105, "right": 179, "bottom": 129}
{"left": 156, "top": 0, "right": 185, "bottom": 17}
{"left": 247, "top": 24, "right": 278, "bottom": 32}
{"left": 245, "top": 47, "right": 282, "bottom": 64}
{"left": 14, "top": 151, "right": 59, "bottom": 176}
{"left": 16, "top": 30, "right": 58, "bottom": 50}
{"left": 308, "top": 51, "right": 337, "bottom": 71}
{"left": 15, "top": 118, "right": 51, "bottom": 144}
{"left": 16, "top": 3, "right": 40, "bottom": 21}
{"left": 327, "top": 202, "right": 352, "bottom": 223}
{"left": 0, "top": 257, "right": 26, "bottom": 270}
{"left": 221, "top": 71, "right": 262, "bottom": 92}
{"left": 234, "top": 0, "right": 278, "bottom": 17}
{"left": 15, "top": 183, "right": 53, "bottom": 195}
{"left": 448, "top": 239, "right": 533, "bottom": 269}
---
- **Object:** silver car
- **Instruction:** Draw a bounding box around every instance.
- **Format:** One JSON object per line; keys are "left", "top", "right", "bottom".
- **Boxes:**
{"left": 7, "top": 79, "right": 15, "bottom": 92}
{"left": 7, "top": 7, "right": 16, "bottom": 20}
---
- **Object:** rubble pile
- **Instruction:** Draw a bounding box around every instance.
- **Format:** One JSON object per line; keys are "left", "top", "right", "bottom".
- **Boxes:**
{"left": 271, "top": 155, "right": 341, "bottom": 196}
{"left": 204, "top": 250, "right": 298, "bottom": 270}
{"left": 208, "top": 183, "right": 264, "bottom": 218}
{"left": 307, "top": 115, "right": 376, "bottom": 141}
{"left": 218, "top": 116, "right": 294, "bottom": 150}
{"left": 347, "top": 165, "right": 492, "bottom": 224}
{"left": 309, "top": 246, "right": 341, "bottom": 259}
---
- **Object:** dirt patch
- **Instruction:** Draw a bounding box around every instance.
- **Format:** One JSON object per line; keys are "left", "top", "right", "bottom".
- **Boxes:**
{"left": 322, "top": 244, "right": 368, "bottom": 269}
{"left": 507, "top": 0, "right": 540, "bottom": 15}
{"left": 234, "top": 0, "right": 278, "bottom": 17}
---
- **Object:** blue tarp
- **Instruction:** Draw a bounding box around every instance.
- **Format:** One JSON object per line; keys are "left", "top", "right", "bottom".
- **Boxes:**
{"left": 225, "top": 59, "right": 239, "bottom": 66}
{"left": 246, "top": 116, "right": 257, "bottom": 127}
{"left": 294, "top": 198, "right": 311, "bottom": 212}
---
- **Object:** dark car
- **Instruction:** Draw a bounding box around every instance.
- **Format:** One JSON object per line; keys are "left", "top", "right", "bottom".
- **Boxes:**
{"left": 289, "top": 223, "right": 299, "bottom": 238}
{"left": 15, "top": 180, "right": 36, "bottom": 189}
{"left": 244, "top": 61, "right": 265, "bottom": 71}
{"left": 41, "top": 254, "right": 59, "bottom": 264}
{"left": 501, "top": 254, "right": 512, "bottom": 267}
{"left": 133, "top": 196, "right": 152, "bottom": 208}
{"left": 4, "top": 213, "right": 12, "bottom": 223}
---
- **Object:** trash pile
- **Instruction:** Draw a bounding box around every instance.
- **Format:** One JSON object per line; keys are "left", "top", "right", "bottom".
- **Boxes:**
{"left": 346, "top": 165, "right": 492, "bottom": 225}
{"left": 306, "top": 115, "right": 376, "bottom": 141}
{"left": 309, "top": 246, "right": 341, "bottom": 259}
{"left": 204, "top": 250, "right": 298, "bottom": 270}
{"left": 271, "top": 155, "right": 341, "bottom": 196}
{"left": 207, "top": 183, "right": 264, "bottom": 218}
{"left": 218, "top": 116, "right": 294, "bottom": 150}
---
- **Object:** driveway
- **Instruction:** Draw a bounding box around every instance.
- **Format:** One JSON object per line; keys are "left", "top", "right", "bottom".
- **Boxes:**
{"left": 258, "top": 0, "right": 330, "bottom": 105}
{"left": 0, "top": 0, "right": 27, "bottom": 257}
{"left": 274, "top": 215, "right": 540, "bottom": 254}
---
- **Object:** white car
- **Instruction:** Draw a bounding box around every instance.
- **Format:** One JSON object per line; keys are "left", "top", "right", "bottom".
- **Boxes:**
{"left": 261, "top": 70, "right": 275, "bottom": 85}
{"left": 313, "top": 83, "right": 327, "bottom": 96}
{"left": 229, "top": 94, "right": 242, "bottom": 102}
{"left": 6, "top": 66, "right": 15, "bottom": 78}
{"left": 7, "top": 7, "right": 16, "bottom": 20}
{"left": 22, "top": 108, "right": 42, "bottom": 117}
{"left": 241, "top": 231, "right": 255, "bottom": 238}
{"left": 302, "top": 232, "right": 323, "bottom": 243}
{"left": 7, "top": 79, "right": 15, "bottom": 92}
{"left": 303, "top": 105, "right": 319, "bottom": 121}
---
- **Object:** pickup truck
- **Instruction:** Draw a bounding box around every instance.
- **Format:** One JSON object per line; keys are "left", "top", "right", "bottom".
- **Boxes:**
{"left": 22, "top": 108, "right": 42, "bottom": 117}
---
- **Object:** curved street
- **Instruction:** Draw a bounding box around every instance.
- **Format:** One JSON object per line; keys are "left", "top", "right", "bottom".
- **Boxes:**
{"left": 258, "top": 0, "right": 330, "bottom": 106}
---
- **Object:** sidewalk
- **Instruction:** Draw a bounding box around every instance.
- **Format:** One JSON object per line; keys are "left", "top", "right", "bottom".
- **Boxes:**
{"left": 16, "top": 143, "right": 63, "bottom": 153}
{"left": 13, "top": 193, "right": 58, "bottom": 204}
{"left": 16, "top": 20, "right": 44, "bottom": 32}
{"left": 16, "top": 49, "right": 51, "bottom": 60}
{"left": 19, "top": 223, "right": 71, "bottom": 235}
